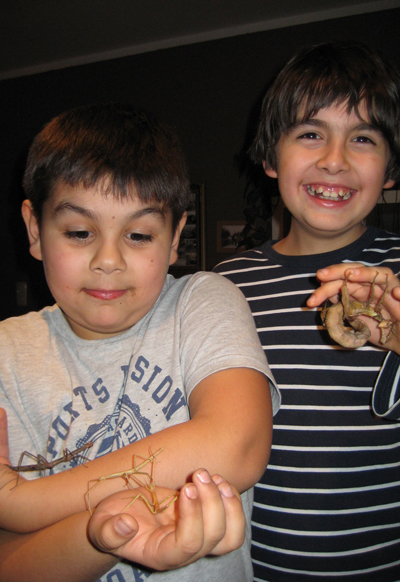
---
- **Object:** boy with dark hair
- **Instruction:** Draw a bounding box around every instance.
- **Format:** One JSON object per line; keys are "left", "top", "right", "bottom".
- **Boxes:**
{"left": 214, "top": 41, "right": 400, "bottom": 581}
{"left": 0, "top": 103, "right": 280, "bottom": 582}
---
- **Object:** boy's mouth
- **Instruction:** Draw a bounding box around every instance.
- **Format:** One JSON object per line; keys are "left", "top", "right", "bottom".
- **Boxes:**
{"left": 84, "top": 289, "right": 127, "bottom": 300}
{"left": 306, "top": 184, "right": 354, "bottom": 201}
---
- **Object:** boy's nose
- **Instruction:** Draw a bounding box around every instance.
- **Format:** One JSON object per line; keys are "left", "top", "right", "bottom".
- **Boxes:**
{"left": 316, "top": 141, "right": 351, "bottom": 174}
{"left": 90, "top": 241, "right": 127, "bottom": 274}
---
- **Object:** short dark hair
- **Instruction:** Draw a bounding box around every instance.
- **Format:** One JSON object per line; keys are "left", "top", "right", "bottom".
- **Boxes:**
{"left": 250, "top": 41, "right": 400, "bottom": 182}
{"left": 23, "top": 103, "right": 191, "bottom": 231}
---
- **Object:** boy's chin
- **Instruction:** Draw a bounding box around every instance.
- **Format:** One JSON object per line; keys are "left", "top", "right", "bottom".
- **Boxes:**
{"left": 63, "top": 313, "right": 131, "bottom": 340}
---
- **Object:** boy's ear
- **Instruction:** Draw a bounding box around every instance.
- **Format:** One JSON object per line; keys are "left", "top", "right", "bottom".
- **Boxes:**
{"left": 262, "top": 160, "right": 277, "bottom": 179}
{"left": 169, "top": 212, "right": 187, "bottom": 266}
{"left": 383, "top": 178, "right": 395, "bottom": 190}
{"left": 21, "top": 200, "right": 43, "bottom": 261}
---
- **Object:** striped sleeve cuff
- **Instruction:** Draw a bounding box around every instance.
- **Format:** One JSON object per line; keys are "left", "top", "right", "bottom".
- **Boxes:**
{"left": 372, "top": 351, "right": 400, "bottom": 420}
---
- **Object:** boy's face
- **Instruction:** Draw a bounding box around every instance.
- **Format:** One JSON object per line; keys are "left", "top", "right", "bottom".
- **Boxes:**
{"left": 265, "top": 101, "right": 395, "bottom": 248}
{"left": 22, "top": 182, "right": 186, "bottom": 340}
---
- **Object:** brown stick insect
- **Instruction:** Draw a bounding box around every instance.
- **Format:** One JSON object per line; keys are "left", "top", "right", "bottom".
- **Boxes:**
{"left": 321, "top": 273, "right": 394, "bottom": 348}
{"left": 85, "top": 447, "right": 179, "bottom": 516}
{"left": 8, "top": 442, "right": 93, "bottom": 477}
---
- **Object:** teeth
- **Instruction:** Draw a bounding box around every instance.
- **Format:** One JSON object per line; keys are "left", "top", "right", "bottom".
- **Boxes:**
{"left": 307, "top": 185, "right": 352, "bottom": 200}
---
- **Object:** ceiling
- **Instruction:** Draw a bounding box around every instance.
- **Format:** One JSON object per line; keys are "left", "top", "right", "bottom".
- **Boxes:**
{"left": 1, "top": 0, "right": 399, "bottom": 81}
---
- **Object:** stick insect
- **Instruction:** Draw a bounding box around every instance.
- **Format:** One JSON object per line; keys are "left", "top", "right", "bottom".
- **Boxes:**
{"left": 322, "top": 273, "right": 394, "bottom": 348}
{"left": 8, "top": 442, "right": 93, "bottom": 475}
{"left": 85, "top": 447, "right": 179, "bottom": 516}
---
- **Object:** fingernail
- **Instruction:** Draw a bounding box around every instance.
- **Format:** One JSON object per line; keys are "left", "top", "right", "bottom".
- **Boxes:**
{"left": 197, "top": 469, "right": 211, "bottom": 483}
{"left": 115, "top": 516, "right": 134, "bottom": 536}
{"left": 184, "top": 483, "right": 198, "bottom": 500}
{"left": 318, "top": 269, "right": 328, "bottom": 275}
{"left": 219, "top": 483, "right": 235, "bottom": 498}
{"left": 212, "top": 474, "right": 224, "bottom": 485}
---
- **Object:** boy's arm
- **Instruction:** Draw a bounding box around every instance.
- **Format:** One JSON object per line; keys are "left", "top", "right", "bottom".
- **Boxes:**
{"left": 0, "top": 410, "right": 116, "bottom": 582}
{"left": 0, "top": 513, "right": 117, "bottom": 582}
{"left": 0, "top": 472, "right": 245, "bottom": 582}
{"left": 0, "top": 367, "right": 273, "bottom": 532}
{"left": 0, "top": 411, "right": 248, "bottom": 581}
{"left": 307, "top": 264, "right": 400, "bottom": 354}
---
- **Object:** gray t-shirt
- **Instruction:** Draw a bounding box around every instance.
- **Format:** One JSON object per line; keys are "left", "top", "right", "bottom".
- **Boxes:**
{"left": 0, "top": 271, "right": 279, "bottom": 582}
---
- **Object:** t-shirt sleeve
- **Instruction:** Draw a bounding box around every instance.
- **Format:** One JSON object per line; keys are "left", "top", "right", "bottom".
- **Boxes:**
{"left": 178, "top": 272, "right": 280, "bottom": 415}
{"left": 372, "top": 350, "right": 400, "bottom": 420}
{"left": 0, "top": 379, "right": 39, "bottom": 471}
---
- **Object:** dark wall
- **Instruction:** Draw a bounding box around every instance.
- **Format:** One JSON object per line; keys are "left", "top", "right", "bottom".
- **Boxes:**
{"left": 1, "top": 8, "right": 399, "bottom": 320}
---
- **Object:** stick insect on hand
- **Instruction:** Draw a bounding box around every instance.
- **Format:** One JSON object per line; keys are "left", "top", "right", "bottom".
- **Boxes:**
{"left": 88, "top": 469, "right": 246, "bottom": 571}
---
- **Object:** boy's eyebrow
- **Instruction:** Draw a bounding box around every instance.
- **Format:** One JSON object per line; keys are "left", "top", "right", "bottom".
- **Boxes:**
{"left": 292, "top": 118, "right": 382, "bottom": 134}
{"left": 129, "top": 207, "right": 167, "bottom": 222}
{"left": 52, "top": 202, "right": 97, "bottom": 220}
{"left": 51, "top": 202, "right": 167, "bottom": 222}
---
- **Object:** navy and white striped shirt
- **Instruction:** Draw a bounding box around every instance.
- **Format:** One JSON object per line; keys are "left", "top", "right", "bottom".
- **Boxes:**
{"left": 214, "top": 226, "right": 400, "bottom": 582}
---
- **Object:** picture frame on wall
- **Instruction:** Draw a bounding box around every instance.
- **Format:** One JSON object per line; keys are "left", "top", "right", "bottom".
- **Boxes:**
{"left": 169, "top": 183, "right": 206, "bottom": 276}
{"left": 217, "top": 220, "right": 246, "bottom": 253}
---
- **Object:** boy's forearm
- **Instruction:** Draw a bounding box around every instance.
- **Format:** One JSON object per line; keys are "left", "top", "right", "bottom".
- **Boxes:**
{"left": 0, "top": 512, "right": 118, "bottom": 582}
{"left": 3, "top": 414, "right": 267, "bottom": 531}
{"left": 1, "top": 369, "right": 273, "bottom": 533}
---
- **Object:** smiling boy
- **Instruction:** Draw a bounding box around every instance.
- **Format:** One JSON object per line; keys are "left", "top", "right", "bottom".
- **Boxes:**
{"left": 0, "top": 104, "right": 279, "bottom": 582}
{"left": 267, "top": 102, "right": 394, "bottom": 254}
{"left": 214, "top": 42, "right": 400, "bottom": 581}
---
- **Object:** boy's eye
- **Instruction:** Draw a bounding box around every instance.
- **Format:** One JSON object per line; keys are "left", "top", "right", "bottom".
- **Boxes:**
{"left": 298, "top": 132, "right": 321, "bottom": 140}
{"left": 64, "top": 230, "right": 91, "bottom": 241}
{"left": 353, "top": 135, "right": 375, "bottom": 144}
{"left": 127, "top": 233, "right": 153, "bottom": 244}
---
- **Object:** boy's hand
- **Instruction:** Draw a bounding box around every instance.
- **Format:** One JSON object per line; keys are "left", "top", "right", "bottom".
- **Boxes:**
{"left": 88, "top": 469, "right": 245, "bottom": 570}
{"left": 307, "top": 264, "right": 400, "bottom": 353}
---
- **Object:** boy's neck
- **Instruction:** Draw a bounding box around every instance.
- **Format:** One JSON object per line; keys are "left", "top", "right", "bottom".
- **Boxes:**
{"left": 273, "top": 221, "right": 367, "bottom": 256}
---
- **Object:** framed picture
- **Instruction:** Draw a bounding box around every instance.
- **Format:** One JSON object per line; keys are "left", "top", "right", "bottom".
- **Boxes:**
{"left": 217, "top": 220, "right": 246, "bottom": 253}
{"left": 169, "top": 183, "right": 206, "bottom": 276}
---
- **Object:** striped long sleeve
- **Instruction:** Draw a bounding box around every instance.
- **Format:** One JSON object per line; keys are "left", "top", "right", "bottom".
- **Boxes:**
{"left": 214, "top": 226, "right": 400, "bottom": 582}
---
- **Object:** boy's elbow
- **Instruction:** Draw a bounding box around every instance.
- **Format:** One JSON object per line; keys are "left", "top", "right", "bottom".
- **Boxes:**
{"left": 232, "top": 379, "right": 274, "bottom": 491}
{"left": 227, "top": 401, "right": 273, "bottom": 492}
{"left": 239, "top": 421, "right": 272, "bottom": 490}
{"left": 192, "top": 368, "right": 274, "bottom": 492}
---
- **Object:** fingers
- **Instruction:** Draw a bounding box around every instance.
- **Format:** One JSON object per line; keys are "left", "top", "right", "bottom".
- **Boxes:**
{"left": 307, "top": 263, "right": 359, "bottom": 307}
{"left": 89, "top": 513, "right": 139, "bottom": 553}
{"left": 316, "top": 264, "right": 397, "bottom": 289}
{"left": 307, "top": 265, "right": 399, "bottom": 308}
{"left": 315, "top": 263, "right": 364, "bottom": 282}
{"left": 164, "top": 479, "right": 206, "bottom": 564}
{"left": 190, "top": 469, "right": 227, "bottom": 552}
{"left": 88, "top": 494, "right": 140, "bottom": 553}
{"left": 307, "top": 280, "right": 342, "bottom": 307}
{"left": 170, "top": 469, "right": 227, "bottom": 564}
{"left": 342, "top": 266, "right": 398, "bottom": 288}
{"left": 162, "top": 469, "right": 245, "bottom": 566}
{"left": 208, "top": 474, "right": 245, "bottom": 555}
